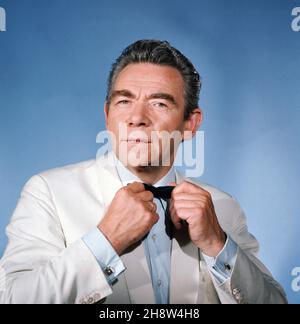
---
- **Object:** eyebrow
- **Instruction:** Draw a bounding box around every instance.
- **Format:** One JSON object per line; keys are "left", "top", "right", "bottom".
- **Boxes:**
{"left": 109, "top": 90, "right": 135, "bottom": 102}
{"left": 148, "top": 93, "right": 178, "bottom": 107}
{"left": 109, "top": 89, "right": 178, "bottom": 107}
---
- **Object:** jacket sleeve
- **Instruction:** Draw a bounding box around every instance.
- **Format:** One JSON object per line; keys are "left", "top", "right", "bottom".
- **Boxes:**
{"left": 0, "top": 175, "right": 113, "bottom": 304}
{"left": 210, "top": 197, "right": 288, "bottom": 304}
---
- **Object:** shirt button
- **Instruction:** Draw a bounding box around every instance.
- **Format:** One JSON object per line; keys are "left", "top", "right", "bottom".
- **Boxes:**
{"left": 157, "top": 279, "right": 162, "bottom": 287}
{"left": 152, "top": 234, "right": 157, "bottom": 241}
{"left": 224, "top": 263, "right": 231, "bottom": 271}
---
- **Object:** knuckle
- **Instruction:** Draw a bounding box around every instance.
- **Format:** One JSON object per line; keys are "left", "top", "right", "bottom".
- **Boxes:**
{"left": 172, "top": 192, "right": 178, "bottom": 199}
{"left": 153, "top": 213, "right": 159, "bottom": 222}
{"left": 117, "top": 187, "right": 127, "bottom": 197}
{"left": 137, "top": 182, "right": 145, "bottom": 188}
{"left": 173, "top": 183, "right": 183, "bottom": 194}
{"left": 144, "top": 210, "right": 152, "bottom": 218}
{"left": 204, "top": 191, "right": 212, "bottom": 200}
{"left": 119, "top": 187, "right": 127, "bottom": 194}
{"left": 140, "top": 202, "right": 147, "bottom": 212}
{"left": 172, "top": 188, "right": 178, "bottom": 196}
{"left": 152, "top": 202, "right": 157, "bottom": 211}
{"left": 147, "top": 210, "right": 158, "bottom": 221}
{"left": 146, "top": 191, "right": 154, "bottom": 200}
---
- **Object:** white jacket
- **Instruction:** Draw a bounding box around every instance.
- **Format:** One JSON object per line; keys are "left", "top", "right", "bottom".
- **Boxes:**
{"left": 0, "top": 153, "right": 287, "bottom": 304}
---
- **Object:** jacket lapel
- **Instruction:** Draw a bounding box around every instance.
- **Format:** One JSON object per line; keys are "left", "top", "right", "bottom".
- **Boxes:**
{"left": 121, "top": 243, "right": 155, "bottom": 304}
{"left": 94, "top": 154, "right": 123, "bottom": 212}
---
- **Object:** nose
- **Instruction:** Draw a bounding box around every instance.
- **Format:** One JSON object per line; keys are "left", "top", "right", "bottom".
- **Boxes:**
{"left": 126, "top": 102, "right": 151, "bottom": 128}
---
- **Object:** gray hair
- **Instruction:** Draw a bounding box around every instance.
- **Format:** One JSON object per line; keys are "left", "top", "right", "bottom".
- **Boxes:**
{"left": 106, "top": 40, "right": 201, "bottom": 120}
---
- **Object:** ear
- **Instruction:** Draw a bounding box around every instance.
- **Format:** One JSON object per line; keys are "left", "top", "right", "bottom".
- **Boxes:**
{"left": 104, "top": 102, "right": 109, "bottom": 129}
{"left": 182, "top": 108, "right": 203, "bottom": 141}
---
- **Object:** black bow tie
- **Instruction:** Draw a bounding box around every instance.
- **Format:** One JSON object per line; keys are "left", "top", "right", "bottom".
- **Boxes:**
{"left": 143, "top": 183, "right": 175, "bottom": 200}
{"left": 143, "top": 183, "right": 175, "bottom": 239}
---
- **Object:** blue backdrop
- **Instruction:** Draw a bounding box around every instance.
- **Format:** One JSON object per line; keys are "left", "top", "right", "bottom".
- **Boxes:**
{"left": 0, "top": 0, "right": 299, "bottom": 303}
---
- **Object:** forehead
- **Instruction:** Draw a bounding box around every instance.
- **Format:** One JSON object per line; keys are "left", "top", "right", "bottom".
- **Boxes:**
{"left": 113, "top": 63, "right": 185, "bottom": 97}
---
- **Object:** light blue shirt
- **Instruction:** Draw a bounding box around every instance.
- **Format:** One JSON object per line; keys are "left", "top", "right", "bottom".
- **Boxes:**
{"left": 82, "top": 154, "right": 238, "bottom": 303}
{"left": 112, "top": 158, "right": 175, "bottom": 304}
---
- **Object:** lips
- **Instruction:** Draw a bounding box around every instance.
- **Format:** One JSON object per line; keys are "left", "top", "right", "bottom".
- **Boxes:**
{"left": 124, "top": 138, "right": 151, "bottom": 144}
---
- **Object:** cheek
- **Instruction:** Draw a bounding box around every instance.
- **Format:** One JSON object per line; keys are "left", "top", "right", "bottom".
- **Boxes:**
{"left": 159, "top": 110, "right": 184, "bottom": 127}
{"left": 158, "top": 118, "right": 185, "bottom": 134}
{"left": 106, "top": 119, "right": 113, "bottom": 132}
{"left": 106, "top": 112, "right": 123, "bottom": 130}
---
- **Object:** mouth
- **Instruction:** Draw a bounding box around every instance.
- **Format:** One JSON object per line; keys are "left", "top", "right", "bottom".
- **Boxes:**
{"left": 122, "top": 138, "right": 151, "bottom": 144}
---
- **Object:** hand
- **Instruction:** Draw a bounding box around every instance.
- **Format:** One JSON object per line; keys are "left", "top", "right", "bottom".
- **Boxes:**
{"left": 98, "top": 182, "right": 159, "bottom": 255}
{"left": 169, "top": 181, "right": 226, "bottom": 257}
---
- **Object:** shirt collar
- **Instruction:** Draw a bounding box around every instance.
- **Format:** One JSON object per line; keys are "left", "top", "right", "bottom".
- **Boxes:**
{"left": 112, "top": 151, "right": 175, "bottom": 187}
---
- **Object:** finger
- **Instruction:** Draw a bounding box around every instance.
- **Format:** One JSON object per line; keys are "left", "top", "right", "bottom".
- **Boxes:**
{"left": 174, "top": 207, "right": 201, "bottom": 221}
{"left": 137, "top": 190, "right": 154, "bottom": 202}
{"left": 171, "top": 192, "right": 210, "bottom": 202}
{"left": 169, "top": 202, "right": 183, "bottom": 230}
{"left": 146, "top": 201, "right": 157, "bottom": 213}
{"left": 173, "top": 181, "right": 209, "bottom": 195}
{"left": 152, "top": 212, "right": 160, "bottom": 224}
{"left": 171, "top": 199, "right": 204, "bottom": 209}
{"left": 126, "top": 181, "right": 145, "bottom": 193}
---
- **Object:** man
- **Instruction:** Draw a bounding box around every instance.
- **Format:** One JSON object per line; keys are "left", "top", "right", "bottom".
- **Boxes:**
{"left": 0, "top": 40, "right": 287, "bottom": 304}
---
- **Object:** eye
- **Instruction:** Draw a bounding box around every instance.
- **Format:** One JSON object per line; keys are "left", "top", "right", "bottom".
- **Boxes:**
{"left": 152, "top": 102, "right": 168, "bottom": 109}
{"left": 115, "top": 99, "right": 132, "bottom": 108}
{"left": 117, "top": 100, "right": 130, "bottom": 105}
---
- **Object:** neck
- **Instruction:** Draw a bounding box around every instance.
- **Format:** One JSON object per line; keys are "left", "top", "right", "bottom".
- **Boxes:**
{"left": 125, "top": 164, "right": 174, "bottom": 185}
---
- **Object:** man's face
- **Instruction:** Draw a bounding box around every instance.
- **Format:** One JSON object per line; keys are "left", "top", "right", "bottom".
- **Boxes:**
{"left": 104, "top": 63, "right": 201, "bottom": 167}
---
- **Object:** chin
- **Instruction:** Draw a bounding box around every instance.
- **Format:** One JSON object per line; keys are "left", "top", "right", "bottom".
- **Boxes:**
{"left": 127, "top": 154, "right": 151, "bottom": 167}
{"left": 117, "top": 143, "right": 162, "bottom": 168}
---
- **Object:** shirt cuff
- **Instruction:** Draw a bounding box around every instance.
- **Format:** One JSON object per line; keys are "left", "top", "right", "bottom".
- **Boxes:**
{"left": 82, "top": 227, "right": 126, "bottom": 285}
{"left": 202, "top": 235, "right": 238, "bottom": 285}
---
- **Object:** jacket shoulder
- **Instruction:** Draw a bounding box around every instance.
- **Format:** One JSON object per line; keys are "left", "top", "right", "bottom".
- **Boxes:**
{"left": 39, "top": 159, "right": 96, "bottom": 178}
{"left": 23, "top": 159, "right": 97, "bottom": 192}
